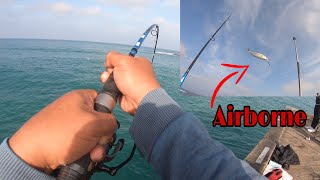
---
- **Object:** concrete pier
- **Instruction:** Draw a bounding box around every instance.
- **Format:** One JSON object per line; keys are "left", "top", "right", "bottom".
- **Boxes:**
{"left": 245, "top": 106, "right": 320, "bottom": 180}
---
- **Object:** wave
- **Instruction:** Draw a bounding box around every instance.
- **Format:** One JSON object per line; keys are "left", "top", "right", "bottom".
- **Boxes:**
{"left": 156, "top": 51, "right": 179, "bottom": 56}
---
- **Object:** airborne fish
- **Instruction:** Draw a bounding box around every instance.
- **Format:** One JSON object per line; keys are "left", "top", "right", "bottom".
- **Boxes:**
{"left": 248, "top": 48, "right": 270, "bottom": 66}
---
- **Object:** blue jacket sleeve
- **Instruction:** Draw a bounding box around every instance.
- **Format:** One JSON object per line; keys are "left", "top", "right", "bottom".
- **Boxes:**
{"left": 0, "top": 138, "right": 55, "bottom": 180}
{"left": 130, "top": 88, "right": 266, "bottom": 180}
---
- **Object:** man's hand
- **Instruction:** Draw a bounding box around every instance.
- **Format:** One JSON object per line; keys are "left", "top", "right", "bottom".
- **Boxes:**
{"left": 9, "top": 90, "right": 118, "bottom": 173}
{"left": 100, "top": 51, "right": 160, "bottom": 115}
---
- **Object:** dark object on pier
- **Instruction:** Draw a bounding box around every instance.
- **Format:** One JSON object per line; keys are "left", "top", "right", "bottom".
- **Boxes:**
{"left": 271, "top": 144, "right": 300, "bottom": 170}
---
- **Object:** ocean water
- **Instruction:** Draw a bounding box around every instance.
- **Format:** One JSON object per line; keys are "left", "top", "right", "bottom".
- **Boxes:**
{"left": 0, "top": 39, "right": 315, "bottom": 179}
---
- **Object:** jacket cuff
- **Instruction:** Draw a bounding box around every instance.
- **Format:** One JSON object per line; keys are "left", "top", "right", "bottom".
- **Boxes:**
{"left": 0, "top": 138, "right": 55, "bottom": 180}
{"left": 129, "top": 88, "right": 184, "bottom": 161}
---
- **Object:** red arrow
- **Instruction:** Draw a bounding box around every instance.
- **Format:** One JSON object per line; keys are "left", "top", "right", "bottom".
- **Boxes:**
{"left": 210, "top": 64, "right": 249, "bottom": 108}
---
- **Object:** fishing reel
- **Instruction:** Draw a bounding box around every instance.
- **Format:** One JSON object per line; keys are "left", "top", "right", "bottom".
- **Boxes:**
{"left": 55, "top": 133, "right": 135, "bottom": 179}
{"left": 92, "top": 134, "right": 136, "bottom": 177}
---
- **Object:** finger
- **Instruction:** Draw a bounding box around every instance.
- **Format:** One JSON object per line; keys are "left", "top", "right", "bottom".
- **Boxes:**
{"left": 106, "top": 68, "right": 113, "bottom": 74}
{"left": 90, "top": 112, "right": 118, "bottom": 137}
{"left": 85, "top": 89, "right": 98, "bottom": 100}
{"left": 105, "top": 51, "right": 131, "bottom": 69}
{"left": 100, "top": 71, "right": 110, "bottom": 83}
{"left": 69, "top": 89, "right": 97, "bottom": 98}
{"left": 119, "top": 95, "right": 136, "bottom": 116}
{"left": 98, "top": 135, "right": 113, "bottom": 145}
{"left": 90, "top": 145, "right": 106, "bottom": 162}
{"left": 70, "top": 89, "right": 98, "bottom": 105}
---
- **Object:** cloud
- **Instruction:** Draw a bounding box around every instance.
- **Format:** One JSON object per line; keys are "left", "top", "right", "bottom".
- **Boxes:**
{"left": 50, "top": 2, "right": 73, "bottom": 13}
{"left": 99, "top": 0, "right": 179, "bottom": 8}
{"left": 183, "top": 70, "right": 253, "bottom": 96}
{"left": 303, "top": 0, "right": 320, "bottom": 37}
{"left": 0, "top": 0, "right": 14, "bottom": 6}
{"left": 0, "top": 1, "right": 179, "bottom": 50}
{"left": 284, "top": 55, "right": 320, "bottom": 96}
{"left": 280, "top": 54, "right": 320, "bottom": 95}
{"left": 244, "top": 72, "right": 263, "bottom": 84}
{"left": 162, "top": 0, "right": 179, "bottom": 8}
{"left": 224, "top": 0, "right": 263, "bottom": 29}
{"left": 209, "top": 44, "right": 219, "bottom": 58}
{"left": 152, "top": 16, "right": 180, "bottom": 50}
{"left": 282, "top": 79, "right": 320, "bottom": 96}
{"left": 50, "top": 3, "right": 102, "bottom": 16}
{"left": 305, "top": 11, "right": 320, "bottom": 37}
{"left": 181, "top": 53, "right": 254, "bottom": 96}
{"left": 80, "top": 6, "right": 102, "bottom": 16}
{"left": 98, "top": 0, "right": 155, "bottom": 9}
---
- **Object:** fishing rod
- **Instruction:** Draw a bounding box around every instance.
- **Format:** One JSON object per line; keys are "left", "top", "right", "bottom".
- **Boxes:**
{"left": 180, "top": 14, "right": 231, "bottom": 87}
{"left": 293, "top": 37, "right": 302, "bottom": 96}
{"left": 57, "top": 24, "right": 159, "bottom": 180}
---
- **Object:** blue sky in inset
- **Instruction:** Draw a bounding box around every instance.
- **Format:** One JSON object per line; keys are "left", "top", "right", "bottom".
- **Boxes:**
{"left": 0, "top": 0, "right": 179, "bottom": 50}
{"left": 181, "top": 0, "right": 320, "bottom": 96}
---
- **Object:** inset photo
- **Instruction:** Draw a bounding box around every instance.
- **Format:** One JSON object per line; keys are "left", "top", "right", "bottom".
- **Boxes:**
{"left": 180, "top": 0, "right": 320, "bottom": 96}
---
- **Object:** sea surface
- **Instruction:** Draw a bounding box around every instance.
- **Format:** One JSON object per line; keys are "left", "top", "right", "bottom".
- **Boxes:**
{"left": 0, "top": 39, "right": 315, "bottom": 179}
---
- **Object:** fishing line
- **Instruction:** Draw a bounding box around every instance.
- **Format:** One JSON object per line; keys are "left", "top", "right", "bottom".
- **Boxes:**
{"left": 57, "top": 24, "right": 160, "bottom": 180}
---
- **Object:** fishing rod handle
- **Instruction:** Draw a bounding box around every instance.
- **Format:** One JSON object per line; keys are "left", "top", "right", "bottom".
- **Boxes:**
{"left": 57, "top": 74, "right": 120, "bottom": 180}
{"left": 94, "top": 72, "right": 120, "bottom": 113}
{"left": 56, "top": 154, "right": 92, "bottom": 180}
{"left": 95, "top": 52, "right": 136, "bottom": 112}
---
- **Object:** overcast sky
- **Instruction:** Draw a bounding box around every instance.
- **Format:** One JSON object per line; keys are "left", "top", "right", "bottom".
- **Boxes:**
{"left": 0, "top": 0, "right": 179, "bottom": 50}
{"left": 181, "top": 0, "right": 320, "bottom": 96}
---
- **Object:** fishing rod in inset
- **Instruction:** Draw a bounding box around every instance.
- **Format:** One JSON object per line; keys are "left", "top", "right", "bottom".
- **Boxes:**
{"left": 180, "top": 14, "right": 231, "bottom": 87}
{"left": 57, "top": 24, "right": 159, "bottom": 180}
{"left": 293, "top": 37, "right": 302, "bottom": 96}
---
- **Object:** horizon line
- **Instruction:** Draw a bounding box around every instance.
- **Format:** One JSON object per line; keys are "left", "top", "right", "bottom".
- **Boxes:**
{"left": 0, "top": 37, "right": 179, "bottom": 52}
